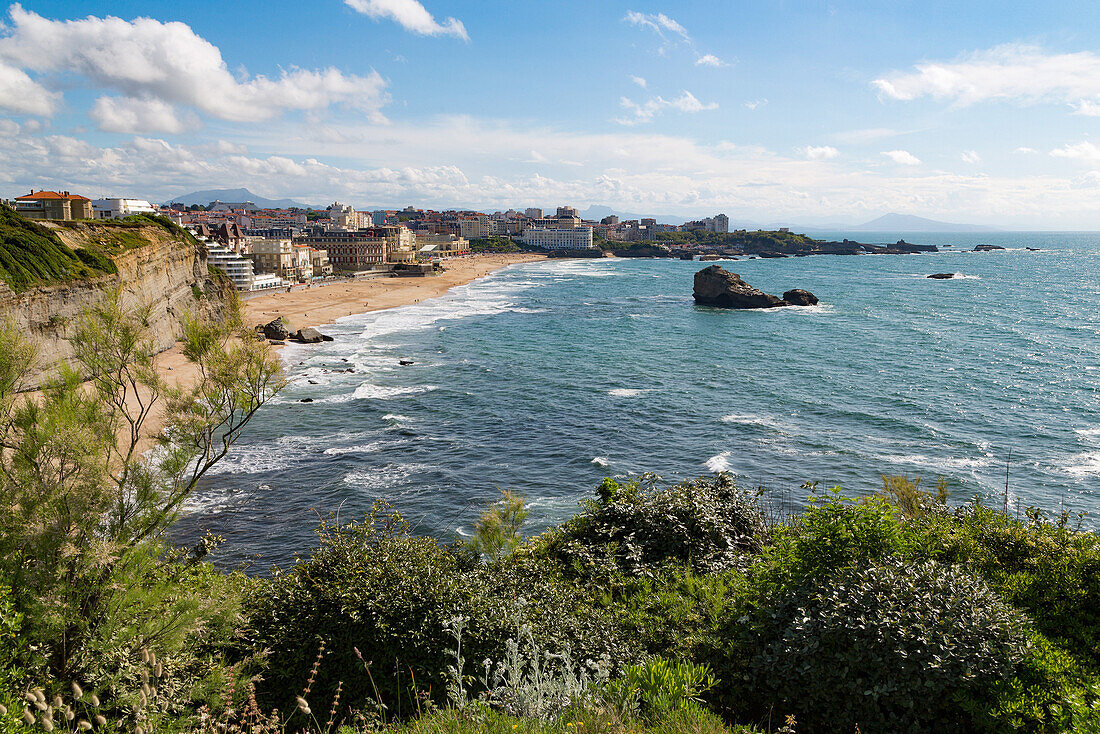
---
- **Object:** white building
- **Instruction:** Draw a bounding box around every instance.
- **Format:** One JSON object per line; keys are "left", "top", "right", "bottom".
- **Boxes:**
{"left": 522, "top": 227, "right": 595, "bottom": 250}
{"left": 91, "top": 198, "right": 156, "bottom": 219}
{"left": 206, "top": 244, "right": 256, "bottom": 290}
{"left": 328, "top": 202, "right": 368, "bottom": 230}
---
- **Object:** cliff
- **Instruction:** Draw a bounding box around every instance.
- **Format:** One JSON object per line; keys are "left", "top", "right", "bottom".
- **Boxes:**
{"left": 0, "top": 215, "right": 227, "bottom": 387}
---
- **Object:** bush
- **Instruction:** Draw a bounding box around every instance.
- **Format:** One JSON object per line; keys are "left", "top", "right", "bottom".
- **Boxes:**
{"left": 540, "top": 474, "right": 766, "bottom": 579}
{"left": 242, "top": 508, "right": 635, "bottom": 721}
{"left": 731, "top": 560, "right": 1030, "bottom": 734}
{"left": 0, "top": 206, "right": 108, "bottom": 290}
{"left": 604, "top": 658, "right": 717, "bottom": 718}
{"left": 757, "top": 488, "right": 919, "bottom": 590}
{"left": 74, "top": 246, "right": 118, "bottom": 274}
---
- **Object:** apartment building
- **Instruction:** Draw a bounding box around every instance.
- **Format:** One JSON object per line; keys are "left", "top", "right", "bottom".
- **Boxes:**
{"left": 522, "top": 226, "right": 595, "bottom": 250}
{"left": 206, "top": 244, "right": 256, "bottom": 290}
{"left": 458, "top": 214, "right": 491, "bottom": 240}
{"left": 415, "top": 232, "right": 470, "bottom": 258}
{"left": 299, "top": 225, "right": 414, "bottom": 270}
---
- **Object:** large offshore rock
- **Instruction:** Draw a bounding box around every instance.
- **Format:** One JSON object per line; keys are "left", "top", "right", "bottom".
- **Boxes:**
{"left": 693, "top": 265, "right": 786, "bottom": 309}
{"left": 292, "top": 327, "right": 325, "bottom": 344}
{"left": 782, "top": 288, "right": 819, "bottom": 305}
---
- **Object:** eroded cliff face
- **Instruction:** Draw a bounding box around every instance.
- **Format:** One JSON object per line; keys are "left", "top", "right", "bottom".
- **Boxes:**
{"left": 0, "top": 221, "right": 227, "bottom": 388}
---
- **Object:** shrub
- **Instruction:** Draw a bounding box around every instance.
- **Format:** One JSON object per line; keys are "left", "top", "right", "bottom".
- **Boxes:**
{"left": 756, "top": 487, "right": 919, "bottom": 590}
{"left": 730, "top": 560, "right": 1030, "bottom": 734}
{"left": 242, "top": 508, "right": 635, "bottom": 721}
{"left": 540, "top": 474, "right": 766, "bottom": 579}
{"left": 604, "top": 658, "right": 717, "bottom": 718}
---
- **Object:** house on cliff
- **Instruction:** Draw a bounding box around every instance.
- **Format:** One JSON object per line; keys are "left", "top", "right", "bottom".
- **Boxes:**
{"left": 13, "top": 190, "right": 93, "bottom": 220}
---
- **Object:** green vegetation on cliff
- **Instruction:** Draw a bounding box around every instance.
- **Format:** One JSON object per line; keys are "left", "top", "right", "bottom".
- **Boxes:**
{"left": 0, "top": 206, "right": 116, "bottom": 291}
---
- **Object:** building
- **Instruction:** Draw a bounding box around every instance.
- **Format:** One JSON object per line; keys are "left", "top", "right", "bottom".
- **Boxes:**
{"left": 248, "top": 239, "right": 297, "bottom": 280}
{"left": 308, "top": 247, "right": 332, "bottom": 277}
{"left": 189, "top": 222, "right": 247, "bottom": 252}
{"left": 458, "top": 214, "right": 491, "bottom": 240}
{"left": 415, "top": 232, "right": 470, "bottom": 258}
{"left": 683, "top": 214, "right": 730, "bottom": 234}
{"left": 522, "top": 226, "right": 595, "bottom": 250}
{"left": 209, "top": 200, "right": 258, "bottom": 212}
{"left": 328, "top": 202, "right": 368, "bottom": 230}
{"left": 91, "top": 198, "right": 156, "bottom": 219}
{"left": 299, "top": 225, "right": 414, "bottom": 269}
{"left": 524, "top": 208, "right": 543, "bottom": 219}
{"left": 556, "top": 205, "right": 579, "bottom": 218}
{"left": 206, "top": 244, "right": 256, "bottom": 290}
{"left": 13, "top": 190, "right": 93, "bottom": 220}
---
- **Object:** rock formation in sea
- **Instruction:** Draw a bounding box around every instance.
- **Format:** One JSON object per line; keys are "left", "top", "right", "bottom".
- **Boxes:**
{"left": 927, "top": 273, "right": 956, "bottom": 279}
{"left": 693, "top": 265, "right": 818, "bottom": 309}
{"left": 782, "top": 289, "right": 819, "bottom": 305}
{"left": 973, "top": 244, "right": 1006, "bottom": 252}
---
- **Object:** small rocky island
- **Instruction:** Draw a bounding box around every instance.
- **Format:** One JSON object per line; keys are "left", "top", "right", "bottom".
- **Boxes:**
{"left": 693, "top": 265, "right": 818, "bottom": 309}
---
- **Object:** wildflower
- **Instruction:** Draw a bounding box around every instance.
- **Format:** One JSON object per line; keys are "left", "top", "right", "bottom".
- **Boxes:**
{"left": 89, "top": 694, "right": 100, "bottom": 707}
{"left": 155, "top": 661, "right": 163, "bottom": 678}
{"left": 95, "top": 714, "right": 107, "bottom": 727}
{"left": 41, "top": 714, "right": 54, "bottom": 732}
{"left": 0, "top": 704, "right": 6, "bottom": 716}
{"left": 53, "top": 695, "right": 63, "bottom": 709}
{"left": 72, "top": 682, "right": 84, "bottom": 700}
{"left": 78, "top": 721, "right": 93, "bottom": 730}
{"left": 22, "top": 709, "right": 35, "bottom": 726}
{"left": 296, "top": 696, "right": 311, "bottom": 715}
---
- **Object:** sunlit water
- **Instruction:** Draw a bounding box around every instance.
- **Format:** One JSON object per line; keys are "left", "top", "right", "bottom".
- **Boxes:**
{"left": 172, "top": 232, "right": 1100, "bottom": 569}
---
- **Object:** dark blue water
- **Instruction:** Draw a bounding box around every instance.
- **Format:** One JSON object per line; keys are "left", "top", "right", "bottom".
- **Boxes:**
{"left": 174, "top": 232, "right": 1100, "bottom": 569}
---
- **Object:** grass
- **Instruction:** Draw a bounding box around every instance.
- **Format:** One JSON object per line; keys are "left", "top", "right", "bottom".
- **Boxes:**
{"left": 0, "top": 206, "right": 114, "bottom": 291}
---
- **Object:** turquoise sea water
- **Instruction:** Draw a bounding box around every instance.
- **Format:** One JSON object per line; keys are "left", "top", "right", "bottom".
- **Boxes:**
{"left": 174, "top": 232, "right": 1100, "bottom": 568}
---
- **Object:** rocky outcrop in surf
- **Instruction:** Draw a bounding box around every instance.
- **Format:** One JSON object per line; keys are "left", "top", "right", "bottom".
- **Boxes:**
{"left": 693, "top": 265, "right": 818, "bottom": 309}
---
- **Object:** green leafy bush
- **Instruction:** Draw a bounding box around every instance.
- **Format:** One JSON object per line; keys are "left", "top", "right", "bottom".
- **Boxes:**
{"left": 74, "top": 246, "right": 118, "bottom": 274}
{"left": 605, "top": 658, "right": 717, "bottom": 718}
{"left": 540, "top": 474, "right": 766, "bottom": 579}
{"left": 242, "top": 508, "right": 635, "bottom": 721}
{"left": 732, "top": 560, "right": 1030, "bottom": 734}
{"left": 0, "top": 206, "right": 108, "bottom": 290}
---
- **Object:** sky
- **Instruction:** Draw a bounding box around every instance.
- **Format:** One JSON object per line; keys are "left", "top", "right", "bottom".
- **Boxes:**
{"left": 4, "top": 1, "right": 1100, "bottom": 227}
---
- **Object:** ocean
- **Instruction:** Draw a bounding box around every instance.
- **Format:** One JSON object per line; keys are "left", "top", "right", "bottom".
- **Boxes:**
{"left": 172, "top": 232, "right": 1100, "bottom": 569}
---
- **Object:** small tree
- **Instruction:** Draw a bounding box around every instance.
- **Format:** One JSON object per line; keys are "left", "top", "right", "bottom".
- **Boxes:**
{"left": 465, "top": 490, "right": 528, "bottom": 561}
{"left": 0, "top": 289, "right": 283, "bottom": 681}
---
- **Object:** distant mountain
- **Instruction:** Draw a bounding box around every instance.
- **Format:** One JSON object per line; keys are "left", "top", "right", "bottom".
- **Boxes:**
{"left": 166, "top": 188, "right": 315, "bottom": 209}
{"left": 848, "top": 213, "right": 1000, "bottom": 233}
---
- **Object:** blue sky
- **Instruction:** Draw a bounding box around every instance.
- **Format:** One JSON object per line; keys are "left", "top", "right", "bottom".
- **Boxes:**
{"left": 4, "top": 0, "right": 1100, "bottom": 226}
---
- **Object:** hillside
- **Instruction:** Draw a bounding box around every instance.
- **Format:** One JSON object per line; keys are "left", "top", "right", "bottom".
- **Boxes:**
{"left": 0, "top": 211, "right": 226, "bottom": 387}
{"left": 0, "top": 206, "right": 116, "bottom": 291}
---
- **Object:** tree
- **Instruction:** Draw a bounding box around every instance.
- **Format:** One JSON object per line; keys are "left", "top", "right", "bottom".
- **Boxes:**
{"left": 0, "top": 289, "right": 284, "bottom": 681}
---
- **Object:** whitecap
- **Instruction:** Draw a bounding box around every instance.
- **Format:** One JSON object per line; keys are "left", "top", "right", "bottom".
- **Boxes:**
{"left": 875, "top": 453, "right": 993, "bottom": 472}
{"left": 591, "top": 456, "right": 611, "bottom": 467}
{"left": 705, "top": 451, "right": 733, "bottom": 472}
{"left": 720, "top": 413, "right": 771, "bottom": 427}
{"left": 351, "top": 383, "right": 437, "bottom": 401}
{"left": 1075, "top": 427, "right": 1100, "bottom": 439}
{"left": 1065, "top": 452, "right": 1100, "bottom": 477}
{"left": 609, "top": 388, "right": 647, "bottom": 397}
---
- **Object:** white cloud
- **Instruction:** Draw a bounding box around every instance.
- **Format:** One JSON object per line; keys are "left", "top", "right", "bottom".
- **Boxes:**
{"left": 630, "top": 75, "right": 647, "bottom": 89}
{"left": 624, "top": 11, "right": 690, "bottom": 41}
{"left": 961, "top": 150, "right": 981, "bottom": 164}
{"left": 1051, "top": 141, "right": 1100, "bottom": 162}
{"left": 344, "top": 0, "right": 468, "bottom": 40}
{"left": 617, "top": 90, "right": 717, "bottom": 125}
{"left": 90, "top": 96, "right": 198, "bottom": 134}
{"left": 0, "top": 5, "right": 390, "bottom": 125}
{"left": 873, "top": 44, "right": 1100, "bottom": 113}
{"left": 0, "top": 59, "right": 60, "bottom": 115}
{"left": 1014, "top": 146, "right": 1038, "bottom": 154}
{"left": 883, "top": 150, "right": 921, "bottom": 165}
{"left": 1071, "top": 100, "right": 1100, "bottom": 116}
{"left": 695, "top": 54, "right": 727, "bottom": 68}
{"left": 801, "top": 145, "right": 839, "bottom": 160}
{"left": 744, "top": 98, "right": 767, "bottom": 110}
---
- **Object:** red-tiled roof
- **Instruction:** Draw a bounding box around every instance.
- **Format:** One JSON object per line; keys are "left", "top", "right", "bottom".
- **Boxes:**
{"left": 15, "top": 190, "right": 90, "bottom": 201}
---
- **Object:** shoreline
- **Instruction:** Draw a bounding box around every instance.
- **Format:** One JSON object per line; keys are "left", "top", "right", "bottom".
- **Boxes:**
{"left": 144, "top": 253, "right": 546, "bottom": 446}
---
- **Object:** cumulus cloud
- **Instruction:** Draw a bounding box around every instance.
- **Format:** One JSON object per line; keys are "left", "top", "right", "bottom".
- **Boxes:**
{"left": 695, "top": 54, "right": 727, "bottom": 68}
{"left": 630, "top": 75, "right": 647, "bottom": 88}
{"left": 883, "top": 149, "right": 921, "bottom": 165}
{"left": 344, "top": 0, "right": 468, "bottom": 40}
{"left": 0, "top": 59, "right": 60, "bottom": 115}
{"left": 617, "top": 90, "right": 717, "bottom": 125}
{"left": 801, "top": 145, "right": 839, "bottom": 160}
{"left": 1050, "top": 141, "right": 1100, "bottom": 162}
{"left": 744, "top": 98, "right": 767, "bottom": 110}
{"left": 961, "top": 150, "right": 981, "bottom": 164}
{"left": 873, "top": 44, "right": 1100, "bottom": 114}
{"left": 624, "top": 11, "right": 690, "bottom": 41}
{"left": 0, "top": 4, "right": 389, "bottom": 127}
{"left": 90, "top": 96, "right": 198, "bottom": 134}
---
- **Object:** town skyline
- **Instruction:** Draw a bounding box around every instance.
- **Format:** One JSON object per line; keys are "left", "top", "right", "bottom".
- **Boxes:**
{"left": 6, "top": 1, "right": 1100, "bottom": 227}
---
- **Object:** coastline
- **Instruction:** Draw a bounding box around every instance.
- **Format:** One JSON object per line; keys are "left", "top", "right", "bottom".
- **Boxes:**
{"left": 143, "top": 253, "right": 546, "bottom": 446}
